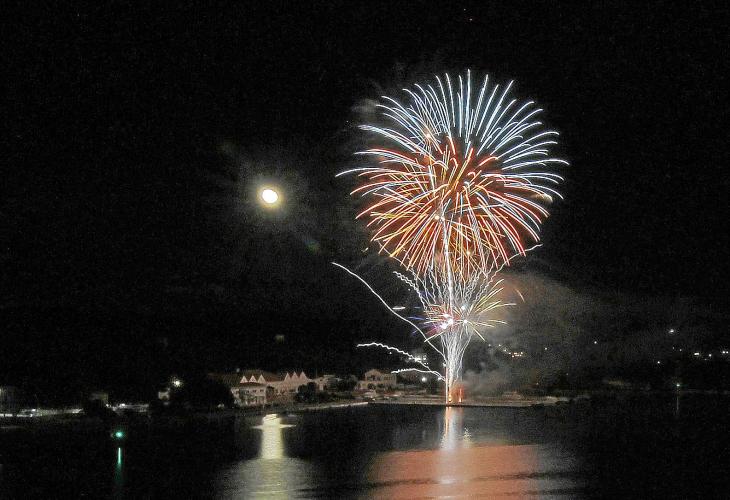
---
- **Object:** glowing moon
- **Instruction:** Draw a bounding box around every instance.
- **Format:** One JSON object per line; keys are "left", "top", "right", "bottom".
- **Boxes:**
{"left": 261, "top": 188, "right": 279, "bottom": 205}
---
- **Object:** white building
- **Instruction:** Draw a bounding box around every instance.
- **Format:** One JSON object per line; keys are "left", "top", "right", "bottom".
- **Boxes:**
{"left": 357, "top": 369, "right": 397, "bottom": 391}
{"left": 276, "top": 371, "right": 315, "bottom": 394}
{"left": 209, "top": 370, "right": 317, "bottom": 405}
{"left": 236, "top": 382, "right": 267, "bottom": 406}
{"left": 235, "top": 370, "right": 316, "bottom": 395}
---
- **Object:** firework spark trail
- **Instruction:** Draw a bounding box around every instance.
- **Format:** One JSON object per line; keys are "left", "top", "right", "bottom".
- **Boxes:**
{"left": 332, "top": 262, "right": 444, "bottom": 358}
{"left": 391, "top": 367, "right": 442, "bottom": 377}
{"left": 339, "top": 71, "right": 566, "bottom": 277}
{"left": 356, "top": 342, "right": 444, "bottom": 380}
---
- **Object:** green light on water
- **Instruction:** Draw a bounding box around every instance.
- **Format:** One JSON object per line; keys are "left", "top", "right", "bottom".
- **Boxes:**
{"left": 117, "top": 447, "right": 122, "bottom": 466}
{"left": 114, "top": 430, "right": 125, "bottom": 439}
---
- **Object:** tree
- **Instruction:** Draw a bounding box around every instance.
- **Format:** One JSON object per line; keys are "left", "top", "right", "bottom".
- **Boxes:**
{"left": 332, "top": 378, "right": 356, "bottom": 391}
{"left": 295, "top": 382, "right": 319, "bottom": 403}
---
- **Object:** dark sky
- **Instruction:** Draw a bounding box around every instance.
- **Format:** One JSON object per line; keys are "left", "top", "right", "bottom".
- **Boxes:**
{"left": 3, "top": 2, "right": 728, "bottom": 396}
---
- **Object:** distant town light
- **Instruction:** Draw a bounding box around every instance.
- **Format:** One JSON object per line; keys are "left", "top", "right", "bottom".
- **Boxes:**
{"left": 421, "top": 376, "right": 427, "bottom": 383}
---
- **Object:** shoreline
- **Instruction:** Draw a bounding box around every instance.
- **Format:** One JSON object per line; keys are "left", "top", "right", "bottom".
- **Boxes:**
{"left": 369, "top": 396, "right": 572, "bottom": 408}
{"left": 4, "top": 389, "right": 728, "bottom": 427}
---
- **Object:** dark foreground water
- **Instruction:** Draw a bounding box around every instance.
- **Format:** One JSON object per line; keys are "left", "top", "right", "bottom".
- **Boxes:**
{"left": 1, "top": 394, "right": 729, "bottom": 498}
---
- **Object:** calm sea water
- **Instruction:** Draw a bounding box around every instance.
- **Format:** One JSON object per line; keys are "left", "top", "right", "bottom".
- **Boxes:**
{"left": 1, "top": 394, "right": 729, "bottom": 498}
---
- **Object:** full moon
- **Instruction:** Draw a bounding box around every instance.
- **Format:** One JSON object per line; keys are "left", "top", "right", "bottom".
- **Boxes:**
{"left": 260, "top": 188, "right": 279, "bottom": 204}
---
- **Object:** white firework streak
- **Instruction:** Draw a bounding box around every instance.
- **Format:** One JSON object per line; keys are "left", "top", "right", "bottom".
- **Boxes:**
{"left": 332, "top": 262, "right": 445, "bottom": 358}
{"left": 356, "top": 342, "right": 444, "bottom": 380}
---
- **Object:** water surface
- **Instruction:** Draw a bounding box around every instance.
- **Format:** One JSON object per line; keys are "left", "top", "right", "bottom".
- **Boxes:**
{"left": 1, "top": 395, "right": 729, "bottom": 498}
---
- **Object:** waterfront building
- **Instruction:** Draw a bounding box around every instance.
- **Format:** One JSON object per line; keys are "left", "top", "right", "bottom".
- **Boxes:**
{"left": 313, "top": 374, "right": 339, "bottom": 391}
{"left": 236, "top": 382, "right": 267, "bottom": 406}
{"left": 357, "top": 369, "right": 397, "bottom": 390}
{"left": 276, "top": 371, "right": 315, "bottom": 394}
{"left": 209, "top": 370, "right": 316, "bottom": 406}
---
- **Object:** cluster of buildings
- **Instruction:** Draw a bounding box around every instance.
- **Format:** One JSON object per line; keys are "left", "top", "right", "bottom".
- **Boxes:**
{"left": 208, "top": 370, "right": 332, "bottom": 406}
{"left": 208, "top": 368, "right": 400, "bottom": 407}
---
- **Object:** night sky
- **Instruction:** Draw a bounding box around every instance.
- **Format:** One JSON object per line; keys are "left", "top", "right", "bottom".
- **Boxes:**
{"left": 3, "top": 2, "right": 728, "bottom": 399}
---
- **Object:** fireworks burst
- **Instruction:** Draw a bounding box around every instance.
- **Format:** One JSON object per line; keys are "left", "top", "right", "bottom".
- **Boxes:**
{"left": 338, "top": 71, "right": 566, "bottom": 403}
{"left": 340, "top": 71, "right": 566, "bottom": 276}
